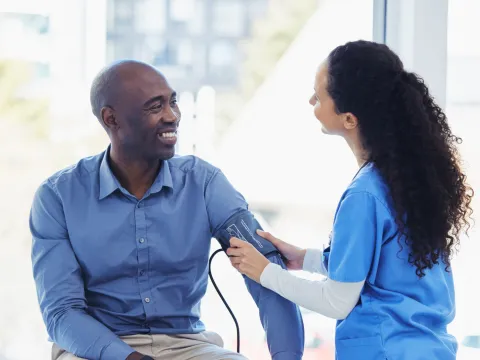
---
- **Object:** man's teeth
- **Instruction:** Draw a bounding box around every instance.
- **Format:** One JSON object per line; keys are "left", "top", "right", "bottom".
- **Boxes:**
{"left": 160, "top": 132, "right": 176, "bottom": 138}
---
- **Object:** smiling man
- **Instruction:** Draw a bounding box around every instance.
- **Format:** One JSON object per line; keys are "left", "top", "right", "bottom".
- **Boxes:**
{"left": 29, "top": 60, "right": 304, "bottom": 360}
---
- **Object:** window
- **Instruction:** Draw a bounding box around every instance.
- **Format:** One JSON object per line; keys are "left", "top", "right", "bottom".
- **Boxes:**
{"left": 212, "top": 0, "right": 245, "bottom": 37}
{"left": 208, "top": 41, "right": 237, "bottom": 84}
{"left": 114, "top": 0, "right": 132, "bottom": 20}
{"left": 171, "top": 0, "right": 196, "bottom": 22}
{"left": 447, "top": 0, "right": 480, "bottom": 105}
{"left": 136, "top": 36, "right": 168, "bottom": 64}
{"left": 34, "top": 62, "right": 50, "bottom": 79}
{"left": 0, "top": 13, "right": 50, "bottom": 62}
{"left": 462, "top": 335, "right": 480, "bottom": 349}
{"left": 134, "top": 0, "right": 167, "bottom": 33}
{"left": 445, "top": 0, "right": 480, "bottom": 342}
{"left": 209, "top": 41, "right": 236, "bottom": 67}
{"left": 148, "top": 39, "right": 194, "bottom": 67}
{"left": 106, "top": 40, "right": 116, "bottom": 62}
{"left": 113, "top": 40, "right": 133, "bottom": 60}
{"left": 176, "top": 39, "right": 194, "bottom": 66}
{"left": 108, "top": 0, "right": 135, "bottom": 34}
{"left": 188, "top": 0, "right": 205, "bottom": 35}
{"left": 249, "top": 0, "right": 268, "bottom": 19}
{"left": 106, "top": 0, "right": 116, "bottom": 32}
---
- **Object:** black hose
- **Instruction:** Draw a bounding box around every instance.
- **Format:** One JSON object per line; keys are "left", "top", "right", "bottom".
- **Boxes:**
{"left": 208, "top": 249, "right": 240, "bottom": 353}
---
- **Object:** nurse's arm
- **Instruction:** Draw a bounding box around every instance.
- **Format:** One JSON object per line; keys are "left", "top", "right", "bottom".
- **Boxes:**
{"left": 260, "top": 264, "right": 364, "bottom": 320}
{"left": 302, "top": 248, "right": 328, "bottom": 276}
{"left": 261, "top": 191, "right": 379, "bottom": 319}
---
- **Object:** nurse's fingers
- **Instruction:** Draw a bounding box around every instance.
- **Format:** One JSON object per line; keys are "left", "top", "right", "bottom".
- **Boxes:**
{"left": 226, "top": 247, "right": 244, "bottom": 257}
{"left": 256, "top": 230, "right": 281, "bottom": 246}
{"left": 230, "top": 256, "right": 242, "bottom": 266}
{"left": 230, "top": 237, "right": 250, "bottom": 248}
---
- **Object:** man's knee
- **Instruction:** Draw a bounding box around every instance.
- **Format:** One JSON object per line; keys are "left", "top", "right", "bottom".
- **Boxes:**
{"left": 150, "top": 332, "right": 249, "bottom": 360}
{"left": 193, "top": 349, "right": 248, "bottom": 360}
{"left": 57, "top": 353, "right": 86, "bottom": 360}
{"left": 218, "top": 353, "right": 249, "bottom": 360}
{"left": 52, "top": 344, "right": 86, "bottom": 360}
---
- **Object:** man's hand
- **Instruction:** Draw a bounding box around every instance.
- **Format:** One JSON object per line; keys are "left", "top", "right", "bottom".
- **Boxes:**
{"left": 256, "top": 230, "right": 306, "bottom": 270}
{"left": 227, "top": 237, "right": 271, "bottom": 282}
{"left": 126, "top": 351, "right": 149, "bottom": 360}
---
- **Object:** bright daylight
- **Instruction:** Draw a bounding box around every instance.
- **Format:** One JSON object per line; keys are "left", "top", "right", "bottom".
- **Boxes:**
{"left": 0, "top": 0, "right": 478, "bottom": 359}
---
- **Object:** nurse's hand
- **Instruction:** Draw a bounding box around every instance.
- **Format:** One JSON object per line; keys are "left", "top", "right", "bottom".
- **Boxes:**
{"left": 256, "top": 230, "right": 306, "bottom": 270}
{"left": 227, "top": 237, "right": 270, "bottom": 283}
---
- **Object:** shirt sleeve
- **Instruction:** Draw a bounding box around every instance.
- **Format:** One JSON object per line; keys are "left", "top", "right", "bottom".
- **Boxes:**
{"left": 205, "top": 170, "right": 305, "bottom": 359}
{"left": 327, "top": 191, "right": 379, "bottom": 283}
{"left": 30, "top": 181, "right": 135, "bottom": 360}
{"left": 302, "top": 249, "right": 328, "bottom": 276}
{"left": 261, "top": 263, "right": 364, "bottom": 320}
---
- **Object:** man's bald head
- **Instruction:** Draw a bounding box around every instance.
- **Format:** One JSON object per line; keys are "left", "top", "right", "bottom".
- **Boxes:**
{"left": 89, "top": 60, "right": 180, "bottom": 161}
{"left": 89, "top": 60, "right": 165, "bottom": 121}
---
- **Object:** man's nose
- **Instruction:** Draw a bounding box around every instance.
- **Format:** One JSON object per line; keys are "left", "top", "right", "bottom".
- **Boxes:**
{"left": 163, "top": 105, "right": 179, "bottom": 123}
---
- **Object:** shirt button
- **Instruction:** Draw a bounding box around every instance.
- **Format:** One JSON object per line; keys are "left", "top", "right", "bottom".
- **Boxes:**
{"left": 139, "top": 238, "right": 145, "bottom": 244}
{"left": 144, "top": 297, "right": 150, "bottom": 303}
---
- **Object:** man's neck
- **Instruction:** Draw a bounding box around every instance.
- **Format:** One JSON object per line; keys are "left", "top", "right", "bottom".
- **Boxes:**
{"left": 109, "top": 147, "right": 160, "bottom": 200}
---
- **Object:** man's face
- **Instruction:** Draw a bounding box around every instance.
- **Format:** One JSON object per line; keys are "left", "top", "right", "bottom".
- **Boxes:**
{"left": 109, "top": 66, "right": 181, "bottom": 161}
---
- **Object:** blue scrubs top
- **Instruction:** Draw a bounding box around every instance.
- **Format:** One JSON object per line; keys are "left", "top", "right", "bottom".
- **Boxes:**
{"left": 323, "top": 163, "right": 457, "bottom": 360}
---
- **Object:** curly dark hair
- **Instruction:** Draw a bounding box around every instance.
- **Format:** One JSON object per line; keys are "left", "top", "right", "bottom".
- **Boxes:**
{"left": 326, "top": 40, "right": 474, "bottom": 277}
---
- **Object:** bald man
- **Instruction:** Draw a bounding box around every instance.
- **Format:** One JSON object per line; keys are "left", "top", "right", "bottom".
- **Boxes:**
{"left": 30, "top": 61, "right": 304, "bottom": 360}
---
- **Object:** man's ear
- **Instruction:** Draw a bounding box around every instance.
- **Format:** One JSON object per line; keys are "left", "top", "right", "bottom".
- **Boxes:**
{"left": 101, "top": 106, "right": 118, "bottom": 130}
{"left": 343, "top": 112, "right": 358, "bottom": 130}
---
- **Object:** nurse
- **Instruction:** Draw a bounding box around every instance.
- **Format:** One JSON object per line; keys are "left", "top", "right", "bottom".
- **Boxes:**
{"left": 227, "top": 40, "right": 474, "bottom": 360}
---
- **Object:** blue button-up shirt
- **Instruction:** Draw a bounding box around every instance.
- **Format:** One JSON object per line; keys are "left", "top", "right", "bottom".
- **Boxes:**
{"left": 30, "top": 148, "right": 304, "bottom": 360}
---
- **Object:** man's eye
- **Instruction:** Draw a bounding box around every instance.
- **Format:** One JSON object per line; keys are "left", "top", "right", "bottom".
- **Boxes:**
{"left": 170, "top": 99, "right": 178, "bottom": 106}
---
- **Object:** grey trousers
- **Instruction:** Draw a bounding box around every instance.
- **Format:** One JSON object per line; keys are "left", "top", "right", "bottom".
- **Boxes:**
{"left": 52, "top": 331, "right": 248, "bottom": 360}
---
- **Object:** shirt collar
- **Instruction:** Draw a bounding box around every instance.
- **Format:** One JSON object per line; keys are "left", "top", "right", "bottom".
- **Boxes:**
{"left": 150, "top": 158, "right": 173, "bottom": 195}
{"left": 98, "top": 147, "right": 174, "bottom": 200}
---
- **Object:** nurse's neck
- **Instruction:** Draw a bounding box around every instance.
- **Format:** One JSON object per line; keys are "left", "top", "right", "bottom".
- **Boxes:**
{"left": 345, "top": 133, "right": 369, "bottom": 168}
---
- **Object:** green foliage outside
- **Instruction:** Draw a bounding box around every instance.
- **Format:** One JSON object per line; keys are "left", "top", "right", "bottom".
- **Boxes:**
{"left": 0, "top": 60, "right": 50, "bottom": 138}
{"left": 216, "top": 0, "right": 318, "bottom": 137}
{"left": 241, "top": 0, "right": 318, "bottom": 99}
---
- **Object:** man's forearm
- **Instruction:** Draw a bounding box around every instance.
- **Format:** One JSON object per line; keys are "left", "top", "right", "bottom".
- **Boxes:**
{"left": 244, "top": 254, "right": 304, "bottom": 360}
{"left": 48, "top": 308, "right": 135, "bottom": 360}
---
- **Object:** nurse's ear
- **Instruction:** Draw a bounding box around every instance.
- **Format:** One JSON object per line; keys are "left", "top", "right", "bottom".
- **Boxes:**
{"left": 343, "top": 112, "right": 358, "bottom": 130}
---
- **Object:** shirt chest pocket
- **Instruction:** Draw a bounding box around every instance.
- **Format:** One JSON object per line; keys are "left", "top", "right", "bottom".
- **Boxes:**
{"left": 146, "top": 208, "right": 212, "bottom": 270}
{"left": 149, "top": 233, "right": 210, "bottom": 275}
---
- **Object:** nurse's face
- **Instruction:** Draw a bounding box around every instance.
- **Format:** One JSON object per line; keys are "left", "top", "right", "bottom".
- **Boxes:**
{"left": 309, "top": 63, "right": 356, "bottom": 136}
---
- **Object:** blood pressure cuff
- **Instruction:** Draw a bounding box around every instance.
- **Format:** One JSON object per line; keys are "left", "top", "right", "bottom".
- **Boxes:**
{"left": 213, "top": 210, "right": 280, "bottom": 258}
